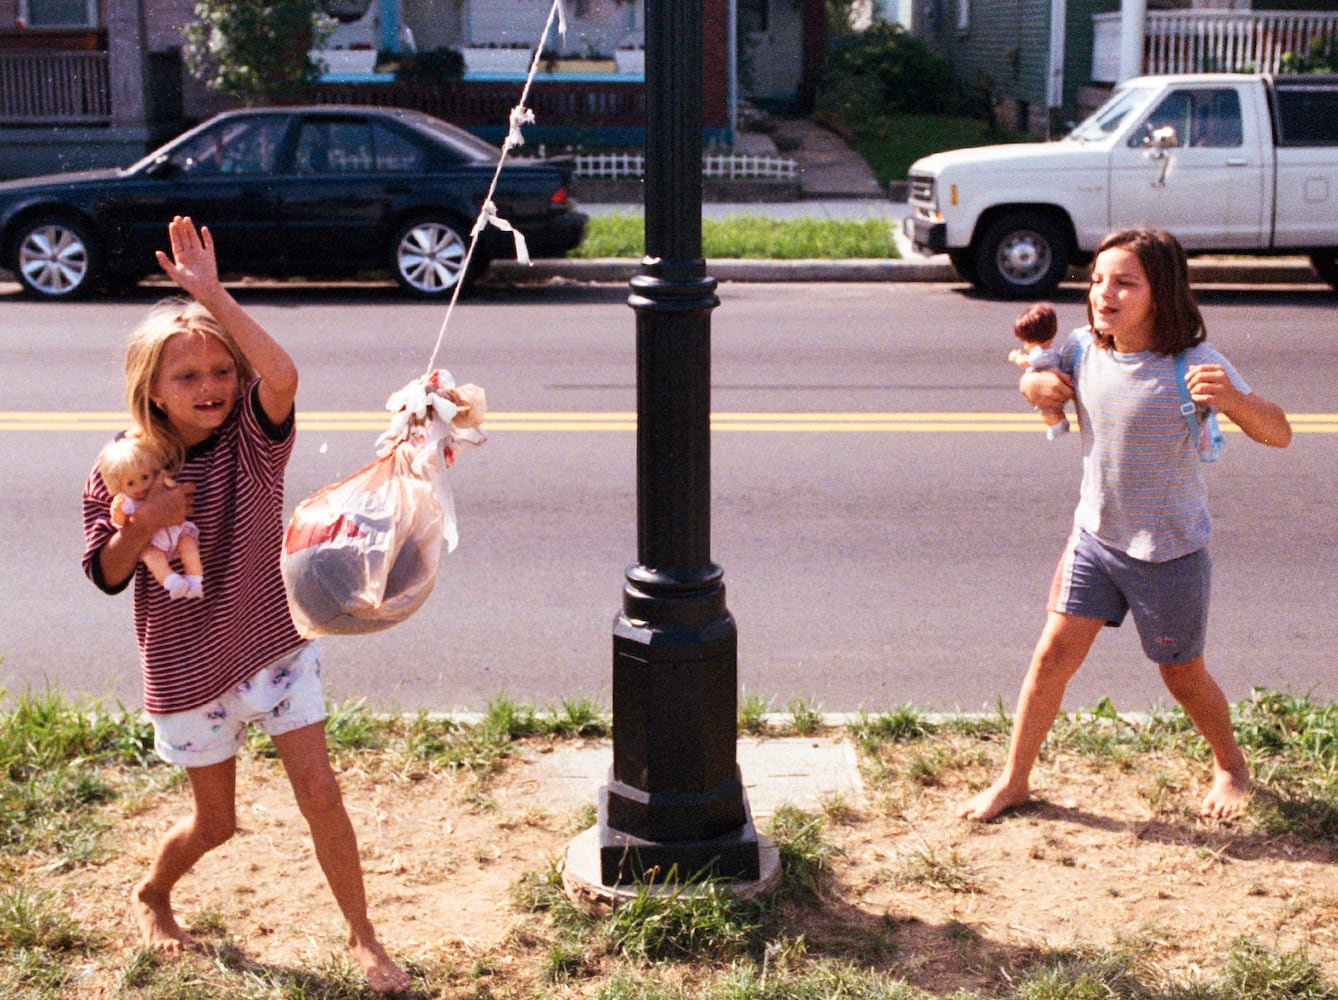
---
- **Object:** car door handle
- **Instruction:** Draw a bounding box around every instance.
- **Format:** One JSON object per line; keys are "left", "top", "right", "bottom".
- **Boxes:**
{"left": 1226, "top": 158, "right": 1249, "bottom": 166}
{"left": 384, "top": 183, "right": 412, "bottom": 194}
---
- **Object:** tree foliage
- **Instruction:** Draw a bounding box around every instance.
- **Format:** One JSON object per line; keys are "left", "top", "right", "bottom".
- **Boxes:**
{"left": 184, "top": 0, "right": 335, "bottom": 105}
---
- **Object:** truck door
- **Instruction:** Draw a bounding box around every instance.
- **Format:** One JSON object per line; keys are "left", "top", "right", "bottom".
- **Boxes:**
{"left": 1108, "top": 85, "right": 1267, "bottom": 250}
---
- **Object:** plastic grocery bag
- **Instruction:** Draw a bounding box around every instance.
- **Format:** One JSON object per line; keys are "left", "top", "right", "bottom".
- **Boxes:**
{"left": 282, "top": 371, "right": 484, "bottom": 637}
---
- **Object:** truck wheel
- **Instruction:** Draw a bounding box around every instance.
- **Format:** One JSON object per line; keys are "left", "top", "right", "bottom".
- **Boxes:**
{"left": 1309, "top": 251, "right": 1338, "bottom": 291}
{"left": 973, "top": 214, "right": 1071, "bottom": 299}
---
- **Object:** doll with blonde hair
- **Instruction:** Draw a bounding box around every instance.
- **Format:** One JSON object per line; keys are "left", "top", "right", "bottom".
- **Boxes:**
{"left": 98, "top": 435, "right": 203, "bottom": 599}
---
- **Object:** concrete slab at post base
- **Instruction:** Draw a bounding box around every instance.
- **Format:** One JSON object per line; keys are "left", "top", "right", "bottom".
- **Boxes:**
{"left": 561, "top": 825, "right": 782, "bottom": 913}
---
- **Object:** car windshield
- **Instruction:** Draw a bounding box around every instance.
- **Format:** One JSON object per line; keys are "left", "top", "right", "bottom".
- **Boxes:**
{"left": 1066, "top": 85, "right": 1158, "bottom": 143}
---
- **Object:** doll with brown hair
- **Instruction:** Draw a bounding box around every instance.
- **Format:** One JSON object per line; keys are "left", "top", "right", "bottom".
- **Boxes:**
{"left": 1008, "top": 301, "right": 1070, "bottom": 439}
{"left": 98, "top": 436, "right": 204, "bottom": 600}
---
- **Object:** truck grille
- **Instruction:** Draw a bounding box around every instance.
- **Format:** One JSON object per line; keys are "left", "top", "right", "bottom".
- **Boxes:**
{"left": 908, "top": 173, "right": 935, "bottom": 204}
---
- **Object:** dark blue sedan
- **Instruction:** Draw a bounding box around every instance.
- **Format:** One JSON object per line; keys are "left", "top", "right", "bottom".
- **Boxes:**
{"left": 0, "top": 106, "right": 587, "bottom": 299}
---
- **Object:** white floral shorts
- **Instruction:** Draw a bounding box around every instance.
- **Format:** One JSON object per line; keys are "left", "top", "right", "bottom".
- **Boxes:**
{"left": 150, "top": 642, "right": 326, "bottom": 768}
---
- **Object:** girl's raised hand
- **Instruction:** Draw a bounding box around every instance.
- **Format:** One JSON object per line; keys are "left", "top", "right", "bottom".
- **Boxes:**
{"left": 155, "top": 216, "right": 221, "bottom": 298}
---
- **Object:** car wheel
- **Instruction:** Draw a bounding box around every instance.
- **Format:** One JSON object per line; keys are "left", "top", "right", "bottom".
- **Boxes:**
{"left": 1308, "top": 250, "right": 1338, "bottom": 291}
{"left": 13, "top": 216, "right": 102, "bottom": 299}
{"left": 390, "top": 216, "right": 481, "bottom": 298}
{"left": 972, "top": 214, "right": 1071, "bottom": 299}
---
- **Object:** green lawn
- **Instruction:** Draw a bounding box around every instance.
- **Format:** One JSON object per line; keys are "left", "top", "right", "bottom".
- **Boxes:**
{"left": 573, "top": 213, "right": 901, "bottom": 260}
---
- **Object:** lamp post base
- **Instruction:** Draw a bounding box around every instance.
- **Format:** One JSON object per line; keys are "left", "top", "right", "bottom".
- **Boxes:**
{"left": 597, "top": 780, "right": 762, "bottom": 885}
{"left": 562, "top": 825, "right": 781, "bottom": 910}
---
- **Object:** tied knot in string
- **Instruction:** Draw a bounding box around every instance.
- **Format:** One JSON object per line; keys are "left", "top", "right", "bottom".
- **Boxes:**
{"left": 473, "top": 200, "right": 531, "bottom": 266}
{"left": 506, "top": 104, "right": 535, "bottom": 152}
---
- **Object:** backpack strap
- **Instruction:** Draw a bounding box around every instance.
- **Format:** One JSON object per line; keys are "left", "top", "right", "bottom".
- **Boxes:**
{"left": 1173, "top": 351, "right": 1225, "bottom": 462}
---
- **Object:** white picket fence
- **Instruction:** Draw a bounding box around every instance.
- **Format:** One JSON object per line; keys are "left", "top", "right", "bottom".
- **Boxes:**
{"left": 574, "top": 151, "right": 797, "bottom": 181}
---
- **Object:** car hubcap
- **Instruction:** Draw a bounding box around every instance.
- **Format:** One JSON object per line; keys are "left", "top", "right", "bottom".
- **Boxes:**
{"left": 997, "top": 231, "right": 1049, "bottom": 284}
{"left": 19, "top": 224, "right": 88, "bottom": 294}
{"left": 397, "top": 222, "right": 467, "bottom": 292}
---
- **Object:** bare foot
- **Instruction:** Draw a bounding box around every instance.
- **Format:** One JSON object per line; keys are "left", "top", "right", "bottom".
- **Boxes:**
{"left": 131, "top": 880, "right": 196, "bottom": 953}
{"left": 350, "top": 935, "right": 410, "bottom": 994}
{"left": 1200, "top": 764, "right": 1251, "bottom": 820}
{"left": 957, "top": 778, "right": 1030, "bottom": 822}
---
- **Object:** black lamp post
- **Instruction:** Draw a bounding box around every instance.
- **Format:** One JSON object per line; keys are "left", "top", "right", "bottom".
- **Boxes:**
{"left": 596, "top": 0, "right": 762, "bottom": 885}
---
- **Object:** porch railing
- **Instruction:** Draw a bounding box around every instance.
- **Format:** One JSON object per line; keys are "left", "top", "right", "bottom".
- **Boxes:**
{"left": 308, "top": 79, "right": 647, "bottom": 127}
{"left": 0, "top": 50, "right": 110, "bottom": 123}
{"left": 1092, "top": 10, "right": 1338, "bottom": 83}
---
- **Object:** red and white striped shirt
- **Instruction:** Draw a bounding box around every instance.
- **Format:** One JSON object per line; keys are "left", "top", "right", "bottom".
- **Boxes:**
{"left": 82, "top": 382, "right": 304, "bottom": 714}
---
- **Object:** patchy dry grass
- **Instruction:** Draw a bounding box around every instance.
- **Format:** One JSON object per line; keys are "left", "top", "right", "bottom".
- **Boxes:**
{"left": 2, "top": 688, "right": 1337, "bottom": 998}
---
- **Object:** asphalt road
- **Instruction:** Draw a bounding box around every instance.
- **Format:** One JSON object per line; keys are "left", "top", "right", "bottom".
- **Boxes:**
{"left": 2, "top": 279, "right": 1335, "bottom": 715}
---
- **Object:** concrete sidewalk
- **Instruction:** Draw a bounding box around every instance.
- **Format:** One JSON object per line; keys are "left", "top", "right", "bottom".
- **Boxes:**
{"left": 515, "top": 734, "right": 865, "bottom": 820}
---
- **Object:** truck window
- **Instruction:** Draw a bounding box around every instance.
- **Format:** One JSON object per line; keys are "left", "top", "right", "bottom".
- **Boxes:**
{"left": 1127, "top": 89, "right": 1242, "bottom": 150}
{"left": 1273, "top": 88, "right": 1338, "bottom": 146}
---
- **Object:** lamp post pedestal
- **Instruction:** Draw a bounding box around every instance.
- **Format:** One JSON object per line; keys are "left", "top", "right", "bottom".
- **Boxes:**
{"left": 599, "top": 567, "right": 760, "bottom": 884}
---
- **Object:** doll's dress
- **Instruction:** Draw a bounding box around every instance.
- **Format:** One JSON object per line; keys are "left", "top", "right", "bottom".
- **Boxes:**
{"left": 120, "top": 495, "right": 200, "bottom": 556}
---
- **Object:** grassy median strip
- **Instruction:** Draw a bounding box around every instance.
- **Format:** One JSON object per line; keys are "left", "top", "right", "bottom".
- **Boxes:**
{"left": 2, "top": 686, "right": 1336, "bottom": 998}
{"left": 574, "top": 213, "right": 902, "bottom": 260}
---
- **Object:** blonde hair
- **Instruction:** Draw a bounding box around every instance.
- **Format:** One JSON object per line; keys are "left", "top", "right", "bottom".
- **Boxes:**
{"left": 96, "top": 435, "right": 165, "bottom": 496}
{"left": 124, "top": 298, "right": 254, "bottom": 469}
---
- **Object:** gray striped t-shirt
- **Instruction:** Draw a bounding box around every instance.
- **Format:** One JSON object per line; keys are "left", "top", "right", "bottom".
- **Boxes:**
{"left": 1059, "top": 329, "right": 1249, "bottom": 563}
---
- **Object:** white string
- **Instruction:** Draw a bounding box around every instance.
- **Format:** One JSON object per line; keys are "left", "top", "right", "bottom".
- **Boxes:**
{"left": 423, "top": 0, "right": 568, "bottom": 376}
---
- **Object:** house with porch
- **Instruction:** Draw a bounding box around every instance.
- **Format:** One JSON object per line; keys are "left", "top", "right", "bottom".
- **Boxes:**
{"left": 0, "top": 0, "right": 827, "bottom": 179}
{"left": 904, "top": 0, "right": 1338, "bottom": 137}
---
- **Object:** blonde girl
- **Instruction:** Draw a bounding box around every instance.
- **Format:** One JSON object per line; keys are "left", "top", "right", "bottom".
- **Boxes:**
{"left": 80, "top": 217, "right": 409, "bottom": 993}
{"left": 959, "top": 228, "right": 1291, "bottom": 824}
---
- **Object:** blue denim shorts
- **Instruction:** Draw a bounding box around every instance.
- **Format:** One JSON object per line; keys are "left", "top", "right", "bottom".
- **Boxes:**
{"left": 1048, "top": 529, "right": 1211, "bottom": 665}
{"left": 150, "top": 641, "right": 326, "bottom": 768}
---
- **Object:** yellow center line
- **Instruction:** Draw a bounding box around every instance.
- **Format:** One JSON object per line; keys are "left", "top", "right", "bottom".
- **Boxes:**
{"left": 3, "top": 412, "right": 1338, "bottom": 433}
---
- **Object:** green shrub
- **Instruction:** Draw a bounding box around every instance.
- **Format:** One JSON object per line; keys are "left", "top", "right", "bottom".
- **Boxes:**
{"left": 1279, "top": 34, "right": 1338, "bottom": 74}
{"left": 819, "top": 21, "right": 963, "bottom": 121}
{"left": 395, "top": 47, "right": 466, "bottom": 86}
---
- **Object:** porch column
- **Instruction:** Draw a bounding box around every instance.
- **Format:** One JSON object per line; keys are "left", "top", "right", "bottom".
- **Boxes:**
{"left": 1117, "top": 0, "right": 1147, "bottom": 83}
{"left": 105, "top": 0, "right": 147, "bottom": 128}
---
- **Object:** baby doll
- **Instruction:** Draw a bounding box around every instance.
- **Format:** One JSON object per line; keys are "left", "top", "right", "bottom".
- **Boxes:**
{"left": 98, "top": 437, "right": 204, "bottom": 600}
{"left": 1008, "top": 301, "right": 1069, "bottom": 439}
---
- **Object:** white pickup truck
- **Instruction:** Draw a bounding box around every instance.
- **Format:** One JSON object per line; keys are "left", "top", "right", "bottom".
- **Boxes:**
{"left": 906, "top": 73, "right": 1338, "bottom": 297}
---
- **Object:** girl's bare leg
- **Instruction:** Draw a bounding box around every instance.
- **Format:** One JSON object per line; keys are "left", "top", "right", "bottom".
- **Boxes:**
{"left": 133, "top": 757, "right": 237, "bottom": 951}
{"left": 272, "top": 722, "right": 409, "bottom": 994}
{"left": 958, "top": 612, "right": 1105, "bottom": 821}
{"left": 1159, "top": 657, "right": 1251, "bottom": 819}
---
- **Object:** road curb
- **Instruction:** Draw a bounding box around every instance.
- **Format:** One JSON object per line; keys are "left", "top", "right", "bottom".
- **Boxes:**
{"left": 486, "top": 257, "right": 1326, "bottom": 286}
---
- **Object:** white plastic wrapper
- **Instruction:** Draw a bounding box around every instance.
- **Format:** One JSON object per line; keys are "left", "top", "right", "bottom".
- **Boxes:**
{"left": 282, "top": 370, "right": 484, "bottom": 637}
